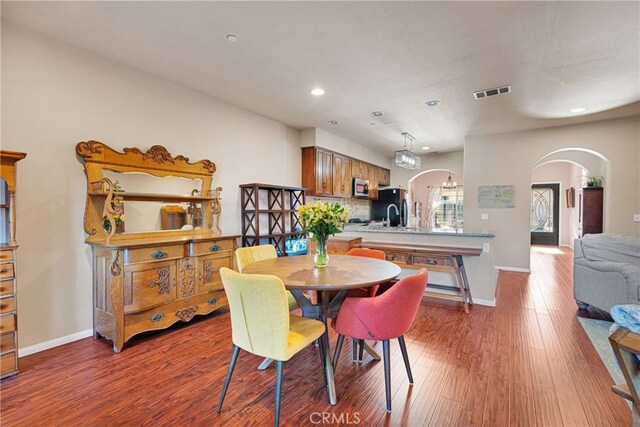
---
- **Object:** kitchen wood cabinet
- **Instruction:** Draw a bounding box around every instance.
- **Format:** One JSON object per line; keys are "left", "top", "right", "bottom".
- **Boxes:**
{"left": 351, "top": 159, "right": 369, "bottom": 180}
{"left": 332, "top": 154, "right": 352, "bottom": 198}
{"left": 378, "top": 167, "right": 391, "bottom": 187}
{"left": 368, "top": 165, "right": 379, "bottom": 200}
{"left": 301, "top": 147, "right": 333, "bottom": 197}
{"left": 308, "top": 236, "right": 362, "bottom": 254}
{"left": 301, "top": 146, "right": 389, "bottom": 199}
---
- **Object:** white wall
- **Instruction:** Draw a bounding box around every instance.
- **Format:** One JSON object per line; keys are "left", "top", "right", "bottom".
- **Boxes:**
{"left": 300, "top": 127, "right": 390, "bottom": 168}
{"left": 465, "top": 116, "right": 640, "bottom": 270}
{"left": 391, "top": 151, "right": 464, "bottom": 188}
{"left": 1, "top": 22, "right": 306, "bottom": 349}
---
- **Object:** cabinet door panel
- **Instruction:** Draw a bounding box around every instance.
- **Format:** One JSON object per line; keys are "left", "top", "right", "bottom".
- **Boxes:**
{"left": 315, "top": 149, "right": 333, "bottom": 196}
{"left": 333, "top": 154, "right": 344, "bottom": 196}
{"left": 124, "top": 260, "right": 177, "bottom": 313}
{"left": 196, "top": 253, "right": 232, "bottom": 293}
{"left": 342, "top": 157, "right": 352, "bottom": 197}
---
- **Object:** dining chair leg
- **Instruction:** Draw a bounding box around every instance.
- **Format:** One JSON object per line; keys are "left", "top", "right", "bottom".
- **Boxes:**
{"left": 383, "top": 339, "right": 392, "bottom": 412}
{"left": 358, "top": 339, "right": 364, "bottom": 362}
{"left": 258, "top": 357, "right": 273, "bottom": 371}
{"left": 275, "top": 360, "right": 284, "bottom": 427}
{"left": 398, "top": 335, "right": 413, "bottom": 384}
{"left": 332, "top": 334, "right": 345, "bottom": 371}
{"left": 217, "top": 344, "right": 240, "bottom": 413}
{"left": 352, "top": 338, "right": 358, "bottom": 362}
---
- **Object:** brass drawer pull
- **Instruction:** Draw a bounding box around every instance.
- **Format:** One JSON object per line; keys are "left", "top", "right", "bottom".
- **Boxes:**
{"left": 426, "top": 259, "right": 438, "bottom": 265}
{"left": 209, "top": 244, "right": 221, "bottom": 252}
{"left": 0, "top": 268, "right": 7, "bottom": 273}
{"left": 208, "top": 297, "right": 218, "bottom": 305}
{"left": 149, "top": 313, "right": 164, "bottom": 322}
{"left": 151, "top": 248, "right": 168, "bottom": 259}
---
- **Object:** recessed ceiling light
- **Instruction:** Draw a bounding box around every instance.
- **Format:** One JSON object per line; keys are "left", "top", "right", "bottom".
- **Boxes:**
{"left": 226, "top": 34, "right": 238, "bottom": 42}
{"left": 310, "top": 88, "right": 325, "bottom": 96}
{"left": 570, "top": 107, "right": 587, "bottom": 113}
{"left": 422, "top": 146, "right": 430, "bottom": 150}
{"left": 425, "top": 100, "right": 440, "bottom": 107}
{"left": 370, "top": 111, "right": 384, "bottom": 117}
{"left": 328, "top": 120, "right": 339, "bottom": 125}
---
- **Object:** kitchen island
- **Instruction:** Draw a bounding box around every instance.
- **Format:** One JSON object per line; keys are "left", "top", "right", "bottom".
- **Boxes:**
{"left": 341, "top": 224, "right": 498, "bottom": 306}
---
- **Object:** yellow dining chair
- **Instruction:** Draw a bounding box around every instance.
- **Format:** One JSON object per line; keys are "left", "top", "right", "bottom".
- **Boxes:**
{"left": 235, "top": 245, "right": 300, "bottom": 311}
{"left": 217, "top": 268, "right": 326, "bottom": 427}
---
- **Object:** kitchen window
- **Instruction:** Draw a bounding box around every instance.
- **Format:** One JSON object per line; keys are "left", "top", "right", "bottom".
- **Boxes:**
{"left": 433, "top": 187, "right": 463, "bottom": 232}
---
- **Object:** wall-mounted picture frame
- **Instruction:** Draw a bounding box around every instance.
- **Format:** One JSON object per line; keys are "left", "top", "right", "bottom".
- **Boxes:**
{"left": 566, "top": 187, "right": 576, "bottom": 208}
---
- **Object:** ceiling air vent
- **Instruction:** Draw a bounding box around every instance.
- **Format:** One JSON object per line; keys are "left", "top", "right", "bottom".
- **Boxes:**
{"left": 473, "top": 85, "right": 511, "bottom": 100}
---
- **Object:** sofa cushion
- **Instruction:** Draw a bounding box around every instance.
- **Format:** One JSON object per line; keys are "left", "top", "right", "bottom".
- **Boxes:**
{"left": 582, "top": 233, "right": 640, "bottom": 266}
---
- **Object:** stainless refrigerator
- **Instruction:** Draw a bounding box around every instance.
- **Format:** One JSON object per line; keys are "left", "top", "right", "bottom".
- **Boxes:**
{"left": 371, "top": 188, "right": 408, "bottom": 226}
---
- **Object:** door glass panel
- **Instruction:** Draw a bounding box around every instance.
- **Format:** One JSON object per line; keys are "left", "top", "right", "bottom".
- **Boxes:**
{"left": 531, "top": 187, "right": 554, "bottom": 233}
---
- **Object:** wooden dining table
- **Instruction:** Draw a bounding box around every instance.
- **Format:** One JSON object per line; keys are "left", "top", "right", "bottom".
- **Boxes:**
{"left": 243, "top": 254, "right": 401, "bottom": 405}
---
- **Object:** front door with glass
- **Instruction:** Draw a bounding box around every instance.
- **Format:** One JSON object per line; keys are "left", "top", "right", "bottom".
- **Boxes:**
{"left": 530, "top": 183, "right": 560, "bottom": 245}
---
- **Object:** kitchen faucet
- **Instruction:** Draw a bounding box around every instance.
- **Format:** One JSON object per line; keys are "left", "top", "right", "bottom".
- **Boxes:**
{"left": 386, "top": 203, "right": 399, "bottom": 228}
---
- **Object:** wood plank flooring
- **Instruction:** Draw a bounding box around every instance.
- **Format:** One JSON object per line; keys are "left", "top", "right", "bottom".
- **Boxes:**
{"left": 0, "top": 246, "right": 630, "bottom": 426}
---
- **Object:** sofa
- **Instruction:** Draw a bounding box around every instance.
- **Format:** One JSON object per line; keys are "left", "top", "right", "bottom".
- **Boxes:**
{"left": 573, "top": 233, "right": 640, "bottom": 312}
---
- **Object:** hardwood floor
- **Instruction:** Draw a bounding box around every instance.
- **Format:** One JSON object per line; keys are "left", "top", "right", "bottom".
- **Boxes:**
{"left": 0, "top": 246, "right": 630, "bottom": 426}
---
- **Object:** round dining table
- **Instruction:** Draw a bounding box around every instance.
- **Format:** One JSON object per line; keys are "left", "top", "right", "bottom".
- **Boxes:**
{"left": 242, "top": 254, "right": 401, "bottom": 405}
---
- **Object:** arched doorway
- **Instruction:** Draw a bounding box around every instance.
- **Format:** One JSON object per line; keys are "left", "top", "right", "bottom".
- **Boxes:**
{"left": 408, "top": 169, "right": 463, "bottom": 231}
{"left": 530, "top": 148, "right": 609, "bottom": 248}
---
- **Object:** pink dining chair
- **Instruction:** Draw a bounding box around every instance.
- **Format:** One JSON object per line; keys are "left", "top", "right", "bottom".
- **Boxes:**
{"left": 331, "top": 269, "right": 428, "bottom": 412}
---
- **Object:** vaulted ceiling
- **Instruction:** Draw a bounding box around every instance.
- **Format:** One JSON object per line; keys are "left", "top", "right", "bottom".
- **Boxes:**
{"left": 3, "top": 1, "right": 639, "bottom": 154}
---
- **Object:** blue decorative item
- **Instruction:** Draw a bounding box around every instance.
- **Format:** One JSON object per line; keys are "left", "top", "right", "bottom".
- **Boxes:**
{"left": 285, "top": 238, "right": 308, "bottom": 256}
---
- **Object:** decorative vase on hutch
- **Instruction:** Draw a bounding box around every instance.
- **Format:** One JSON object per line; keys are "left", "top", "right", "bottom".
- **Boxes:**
{"left": 314, "top": 235, "right": 329, "bottom": 268}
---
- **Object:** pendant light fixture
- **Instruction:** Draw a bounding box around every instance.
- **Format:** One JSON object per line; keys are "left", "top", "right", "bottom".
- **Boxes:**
{"left": 443, "top": 171, "right": 457, "bottom": 189}
{"left": 395, "top": 132, "right": 421, "bottom": 170}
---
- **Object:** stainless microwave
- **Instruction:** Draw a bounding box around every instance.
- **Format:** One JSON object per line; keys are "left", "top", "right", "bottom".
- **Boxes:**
{"left": 352, "top": 178, "right": 369, "bottom": 198}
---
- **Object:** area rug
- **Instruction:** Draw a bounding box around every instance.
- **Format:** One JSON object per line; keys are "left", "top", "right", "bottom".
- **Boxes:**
{"left": 577, "top": 317, "right": 625, "bottom": 386}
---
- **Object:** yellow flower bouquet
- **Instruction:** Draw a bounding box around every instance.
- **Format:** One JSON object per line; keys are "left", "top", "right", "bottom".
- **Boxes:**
{"left": 297, "top": 201, "right": 350, "bottom": 267}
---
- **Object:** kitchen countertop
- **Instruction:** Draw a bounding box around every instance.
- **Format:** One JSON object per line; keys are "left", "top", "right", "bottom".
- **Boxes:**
{"left": 343, "top": 223, "right": 495, "bottom": 238}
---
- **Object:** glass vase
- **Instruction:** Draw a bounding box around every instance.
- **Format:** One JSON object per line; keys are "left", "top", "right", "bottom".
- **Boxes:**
{"left": 314, "top": 235, "right": 329, "bottom": 268}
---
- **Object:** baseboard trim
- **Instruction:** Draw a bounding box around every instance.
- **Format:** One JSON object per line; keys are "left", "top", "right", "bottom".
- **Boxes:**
{"left": 495, "top": 265, "right": 531, "bottom": 273}
{"left": 18, "top": 328, "right": 93, "bottom": 358}
{"left": 474, "top": 298, "right": 496, "bottom": 307}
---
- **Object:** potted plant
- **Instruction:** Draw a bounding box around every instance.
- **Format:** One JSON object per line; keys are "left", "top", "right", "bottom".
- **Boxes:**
{"left": 586, "top": 176, "right": 603, "bottom": 188}
{"left": 297, "top": 201, "right": 350, "bottom": 267}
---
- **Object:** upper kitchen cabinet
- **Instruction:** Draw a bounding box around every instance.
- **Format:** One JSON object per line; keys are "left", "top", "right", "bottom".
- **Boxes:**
{"left": 301, "top": 147, "right": 390, "bottom": 199}
{"left": 368, "top": 164, "right": 379, "bottom": 199}
{"left": 378, "top": 167, "right": 391, "bottom": 187}
{"left": 332, "top": 153, "right": 352, "bottom": 198}
{"left": 301, "top": 147, "right": 333, "bottom": 197}
{"left": 351, "top": 159, "right": 369, "bottom": 180}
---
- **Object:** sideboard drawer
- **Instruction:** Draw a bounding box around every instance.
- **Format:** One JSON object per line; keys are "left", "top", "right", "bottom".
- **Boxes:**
{"left": 191, "top": 239, "right": 235, "bottom": 256}
{"left": 0, "top": 280, "right": 14, "bottom": 297}
{"left": 0, "top": 315, "right": 16, "bottom": 334}
{"left": 0, "top": 250, "right": 13, "bottom": 262}
{"left": 123, "top": 261, "right": 177, "bottom": 313}
{"left": 0, "top": 332, "right": 16, "bottom": 354}
{"left": 0, "top": 264, "right": 14, "bottom": 280}
{"left": 124, "top": 290, "right": 228, "bottom": 341}
{"left": 124, "top": 245, "right": 185, "bottom": 265}
{"left": 0, "top": 297, "right": 15, "bottom": 314}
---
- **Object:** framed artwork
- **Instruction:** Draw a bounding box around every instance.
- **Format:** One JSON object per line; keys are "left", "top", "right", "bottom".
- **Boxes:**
{"left": 566, "top": 187, "right": 576, "bottom": 208}
{"left": 478, "top": 185, "right": 515, "bottom": 208}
